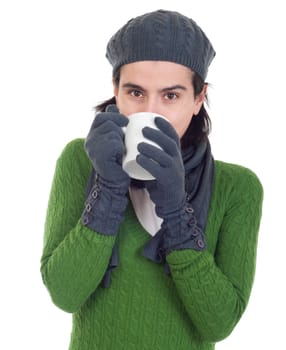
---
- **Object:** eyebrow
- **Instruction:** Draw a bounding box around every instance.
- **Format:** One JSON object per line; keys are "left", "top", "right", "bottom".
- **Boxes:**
{"left": 122, "top": 83, "right": 187, "bottom": 93}
{"left": 160, "top": 84, "right": 187, "bottom": 92}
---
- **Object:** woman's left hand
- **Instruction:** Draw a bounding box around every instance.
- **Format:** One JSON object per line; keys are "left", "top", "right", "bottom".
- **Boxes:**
{"left": 136, "top": 117, "right": 186, "bottom": 218}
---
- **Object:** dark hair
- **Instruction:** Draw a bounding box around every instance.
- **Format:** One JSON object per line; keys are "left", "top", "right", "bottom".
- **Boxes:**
{"left": 95, "top": 69, "right": 211, "bottom": 148}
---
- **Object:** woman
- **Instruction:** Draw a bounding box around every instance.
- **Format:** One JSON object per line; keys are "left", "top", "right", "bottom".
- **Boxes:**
{"left": 41, "top": 9, "right": 263, "bottom": 349}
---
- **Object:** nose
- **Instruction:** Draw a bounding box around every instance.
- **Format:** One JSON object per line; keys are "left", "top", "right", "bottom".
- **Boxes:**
{"left": 141, "top": 96, "right": 160, "bottom": 114}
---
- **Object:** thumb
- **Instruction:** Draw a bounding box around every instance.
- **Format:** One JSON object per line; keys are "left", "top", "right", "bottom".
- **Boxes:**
{"left": 106, "top": 104, "right": 119, "bottom": 113}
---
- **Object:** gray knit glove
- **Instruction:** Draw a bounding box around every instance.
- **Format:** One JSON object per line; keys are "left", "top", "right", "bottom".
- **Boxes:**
{"left": 137, "top": 117, "right": 206, "bottom": 254}
{"left": 81, "top": 105, "right": 130, "bottom": 235}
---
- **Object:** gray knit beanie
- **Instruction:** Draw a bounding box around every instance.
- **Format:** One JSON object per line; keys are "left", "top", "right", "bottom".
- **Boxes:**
{"left": 106, "top": 9, "right": 215, "bottom": 81}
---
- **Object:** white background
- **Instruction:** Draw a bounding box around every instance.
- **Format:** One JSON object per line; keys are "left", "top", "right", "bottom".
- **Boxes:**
{"left": 1, "top": 0, "right": 285, "bottom": 349}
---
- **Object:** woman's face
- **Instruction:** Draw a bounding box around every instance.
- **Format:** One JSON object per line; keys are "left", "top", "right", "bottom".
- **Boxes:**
{"left": 113, "top": 61, "right": 207, "bottom": 138}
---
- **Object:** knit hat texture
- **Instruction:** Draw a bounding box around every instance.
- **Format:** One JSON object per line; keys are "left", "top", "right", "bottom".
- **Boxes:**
{"left": 106, "top": 10, "right": 215, "bottom": 80}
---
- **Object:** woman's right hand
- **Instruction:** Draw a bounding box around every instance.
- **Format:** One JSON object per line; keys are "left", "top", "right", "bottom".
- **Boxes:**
{"left": 85, "top": 104, "right": 130, "bottom": 193}
{"left": 82, "top": 104, "right": 130, "bottom": 235}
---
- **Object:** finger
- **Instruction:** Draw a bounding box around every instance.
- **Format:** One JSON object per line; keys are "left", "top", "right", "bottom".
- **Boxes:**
{"left": 136, "top": 153, "right": 163, "bottom": 179}
{"left": 142, "top": 126, "right": 180, "bottom": 157}
{"left": 86, "top": 131, "right": 125, "bottom": 161}
{"left": 105, "top": 104, "right": 119, "bottom": 113}
{"left": 91, "top": 111, "right": 129, "bottom": 129}
{"left": 154, "top": 117, "right": 180, "bottom": 147}
{"left": 137, "top": 142, "right": 172, "bottom": 168}
{"left": 87, "top": 123, "right": 126, "bottom": 148}
{"left": 97, "top": 120, "right": 126, "bottom": 136}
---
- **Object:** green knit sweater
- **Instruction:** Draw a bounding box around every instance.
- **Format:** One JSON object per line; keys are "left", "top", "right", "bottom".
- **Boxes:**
{"left": 41, "top": 138, "right": 263, "bottom": 350}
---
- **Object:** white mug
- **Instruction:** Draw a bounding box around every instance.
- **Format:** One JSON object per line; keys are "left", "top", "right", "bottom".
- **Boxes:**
{"left": 122, "top": 112, "right": 168, "bottom": 180}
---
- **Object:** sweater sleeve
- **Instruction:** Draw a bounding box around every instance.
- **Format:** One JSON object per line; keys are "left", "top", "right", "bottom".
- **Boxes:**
{"left": 166, "top": 165, "right": 263, "bottom": 342}
{"left": 40, "top": 139, "right": 116, "bottom": 313}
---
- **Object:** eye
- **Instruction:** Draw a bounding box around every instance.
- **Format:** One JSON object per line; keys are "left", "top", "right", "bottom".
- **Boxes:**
{"left": 164, "top": 92, "right": 178, "bottom": 100}
{"left": 130, "top": 90, "right": 143, "bottom": 98}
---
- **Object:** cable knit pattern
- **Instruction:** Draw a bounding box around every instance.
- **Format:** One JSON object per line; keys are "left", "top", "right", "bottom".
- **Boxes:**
{"left": 41, "top": 138, "right": 263, "bottom": 350}
{"left": 106, "top": 10, "right": 215, "bottom": 80}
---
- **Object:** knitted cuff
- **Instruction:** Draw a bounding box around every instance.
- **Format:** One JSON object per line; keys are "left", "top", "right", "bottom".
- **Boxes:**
{"left": 81, "top": 180, "right": 128, "bottom": 235}
{"left": 162, "top": 203, "right": 206, "bottom": 254}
